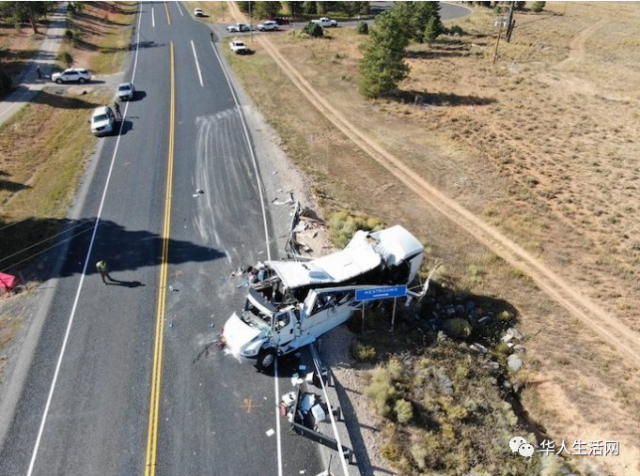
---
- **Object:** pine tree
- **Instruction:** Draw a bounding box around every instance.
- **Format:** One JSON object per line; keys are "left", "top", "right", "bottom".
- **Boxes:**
{"left": 390, "top": 1, "right": 443, "bottom": 43}
{"left": 423, "top": 16, "right": 439, "bottom": 45}
{"left": 254, "top": 1, "right": 281, "bottom": 19}
{"left": 0, "top": 58, "right": 12, "bottom": 95}
{"left": 531, "top": 1, "right": 546, "bottom": 12}
{"left": 302, "top": 1, "right": 316, "bottom": 15}
{"left": 359, "top": 11, "right": 410, "bottom": 98}
{"left": 286, "top": 1, "right": 303, "bottom": 19}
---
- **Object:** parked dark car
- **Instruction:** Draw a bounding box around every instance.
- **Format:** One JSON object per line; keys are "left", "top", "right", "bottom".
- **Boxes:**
{"left": 274, "top": 17, "right": 291, "bottom": 25}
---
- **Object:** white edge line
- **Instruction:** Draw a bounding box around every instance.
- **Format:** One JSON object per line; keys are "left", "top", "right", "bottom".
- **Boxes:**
{"left": 310, "top": 345, "right": 350, "bottom": 476}
{"left": 25, "top": 6, "right": 144, "bottom": 476}
{"left": 152, "top": 7, "right": 155, "bottom": 28}
{"left": 274, "top": 358, "right": 282, "bottom": 471}
{"left": 175, "top": 1, "right": 184, "bottom": 16}
{"left": 190, "top": 40, "right": 204, "bottom": 87}
{"left": 209, "top": 41, "right": 280, "bottom": 475}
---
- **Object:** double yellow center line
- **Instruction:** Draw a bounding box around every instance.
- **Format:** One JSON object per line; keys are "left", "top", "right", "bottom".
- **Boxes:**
{"left": 144, "top": 41, "right": 175, "bottom": 476}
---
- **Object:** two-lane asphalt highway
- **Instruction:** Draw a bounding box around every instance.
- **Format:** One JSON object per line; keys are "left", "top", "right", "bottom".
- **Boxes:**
{"left": 0, "top": 3, "right": 326, "bottom": 476}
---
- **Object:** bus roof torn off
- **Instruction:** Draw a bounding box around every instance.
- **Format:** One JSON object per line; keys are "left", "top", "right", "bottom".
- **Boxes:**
{"left": 267, "top": 226, "right": 424, "bottom": 290}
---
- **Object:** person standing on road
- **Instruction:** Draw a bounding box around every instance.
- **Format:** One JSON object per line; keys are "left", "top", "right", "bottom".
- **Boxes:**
{"left": 36, "top": 66, "right": 43, "bottom": 79}
{"left": 113, "top": 101, "right": 121, "bottom": 120}
{"left": 96, "top": 260, "right": 115, "bottom": 284}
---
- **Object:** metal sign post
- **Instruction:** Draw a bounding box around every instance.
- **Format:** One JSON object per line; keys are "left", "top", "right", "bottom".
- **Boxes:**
{"left": 355, "top": 286, "right": 408, "bottom": 332}
{"left": 391, "top": 298, "right": 397, "bottom": 330}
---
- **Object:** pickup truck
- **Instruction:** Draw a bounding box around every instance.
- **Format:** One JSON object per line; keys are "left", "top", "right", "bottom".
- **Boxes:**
{"left": 227, "top": 23, "right": 251, "bottom": 33}
{"left": 311, "top": 17, "right": 338, "bottom": 28}
{"left": 229, "top": 40, "right": 248, "bottom": 54}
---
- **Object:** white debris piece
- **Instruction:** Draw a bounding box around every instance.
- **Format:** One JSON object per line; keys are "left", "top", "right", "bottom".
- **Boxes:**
{"left": 266, "top": 428, "right": 275, "bottom": 437}
{"left": 299, "top": 394, "right": 316, "bottom": 412}
{"left": 501, "top": 333, "right": 514, "bottom": 343}
{"left": 281, "top": 392, "right": 296, "bottom": 407}
{"left": 508, "top": 354, "right": 523, "bottom": 372}
{"left": 311, "top": 404, "right": 326, "bottom": 423}
{"left": 470, "top": 343, "right": 488, "bottom": 354}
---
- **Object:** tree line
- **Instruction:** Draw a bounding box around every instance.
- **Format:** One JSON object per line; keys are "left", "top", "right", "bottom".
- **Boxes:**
{"left": 236, "top": 2, "right": 370, "bottom": 20}
{"left": 0, "top": 2, "right": 56, "bottom": 94}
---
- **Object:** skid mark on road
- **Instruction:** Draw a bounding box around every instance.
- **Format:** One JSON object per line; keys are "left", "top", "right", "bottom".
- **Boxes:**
{"left": 194, "top": 111, "right": 263, "bottom": 267}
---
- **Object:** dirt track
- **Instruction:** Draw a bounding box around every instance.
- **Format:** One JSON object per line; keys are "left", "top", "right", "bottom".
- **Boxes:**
{"left": 227, "top": 3, "right": 640, "bottom": 369}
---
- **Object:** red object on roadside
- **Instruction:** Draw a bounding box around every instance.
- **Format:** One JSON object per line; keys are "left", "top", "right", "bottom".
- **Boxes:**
{"left": 0, "top": 272, "right": 17, "bottom": 290}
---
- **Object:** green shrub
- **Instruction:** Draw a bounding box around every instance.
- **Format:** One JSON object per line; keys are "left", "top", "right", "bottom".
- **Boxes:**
{"left": 380, "top": 443, "right": 401, "bottom": 461}
{"left": 498, "top": 310, "right": 512, "bottom": 321}
{"left": 454, "top": 361, "right": 470, "bottom": 380}
{"left": 64, "top": 29, "right": 74, "bottom": 41}
{"left": 531, "top": 1, "right": 546, "bottom": 13}
{"left": 441, "top": 318, "right": 472, "bottom": 340}
{"left": 56, "top": 51, "right": 73, "bottom": 67}
{"left": 395, "top": 399, "right": 413, "bottom": 424}
{"left": 352, "top": 342, "right": 377, "bottom": 362}
{"left": 386, "top": 358, "right": 403, "bottom": 381}
{"left": 439, "top": 422, "right": 457, "bottom": 446}
{"left": 410, "top": 444, "right": 428, "bottom": 469}
{"left": 446, "top": 404, "right": 468, "bottom": 421}
{"left": 356, "top": 21, "right": 368, "bottom": 35}
{"left": 445, "top": 24, "right": 465, "bottom": 36}
{"left": 327, "top": 210, "right": 385, "bottom": 248}
{"left": 303, "top": 21, "right": 323, "bottom": 38}
{"left": 364, "top": 366, "right": 397, "bottom": 418}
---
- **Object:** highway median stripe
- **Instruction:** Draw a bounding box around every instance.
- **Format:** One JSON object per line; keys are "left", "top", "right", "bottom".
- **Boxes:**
{"left": 144, "top": 41, "right": 175, "bottom": 476}
{"left": 164, "top": 1, "right": 171, "bottom": 26}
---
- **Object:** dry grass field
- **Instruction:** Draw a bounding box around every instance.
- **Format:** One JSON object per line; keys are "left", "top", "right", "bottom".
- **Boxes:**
{"left": 0, "top": 2, "right": 137, "bottom": 385}
{"left": 227, "top": 2, "right": 640, "bottom": 474}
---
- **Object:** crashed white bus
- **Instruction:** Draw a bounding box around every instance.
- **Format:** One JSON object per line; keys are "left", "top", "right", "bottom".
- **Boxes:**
{"left": 222, "top": 226, "right": 426, "bottom": 369}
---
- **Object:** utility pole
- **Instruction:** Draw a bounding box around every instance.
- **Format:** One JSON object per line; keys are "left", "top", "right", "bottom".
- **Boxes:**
{"left": 493, "top": 17, "right": 504, "bottom": 64}
{"left": 248, "top": 1, "right": 253, "bottom": 42}
{"left": 505, "top": 1, "right": 516, "bottom": 43}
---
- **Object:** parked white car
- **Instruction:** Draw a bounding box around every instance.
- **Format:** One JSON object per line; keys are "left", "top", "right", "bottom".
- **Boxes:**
{"left": 257, "top": 20, "right": 278, "bottom": 31}
{"left": 194, "top": 8, "right": 204, "bottom": 17}
{"left": 91, "top": 106, "right": 116, "bottom": 136}
{"left": 229, "top": 40, "right": 249, "bottom": 55}
{"left": 51, "top": 68, "right": 91, "bottom": 84}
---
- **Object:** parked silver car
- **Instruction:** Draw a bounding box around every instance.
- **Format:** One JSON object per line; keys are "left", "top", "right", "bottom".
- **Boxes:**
{"left": 257, "top": 20, "right": 278, "bottom": 31}
{"left": 117, "top": 82, "right": 135, "bottom": 101}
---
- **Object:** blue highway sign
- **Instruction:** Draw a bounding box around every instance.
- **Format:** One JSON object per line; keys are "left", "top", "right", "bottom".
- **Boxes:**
{"left": 355, "top": 285, "right": 407, "bottom": 302}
